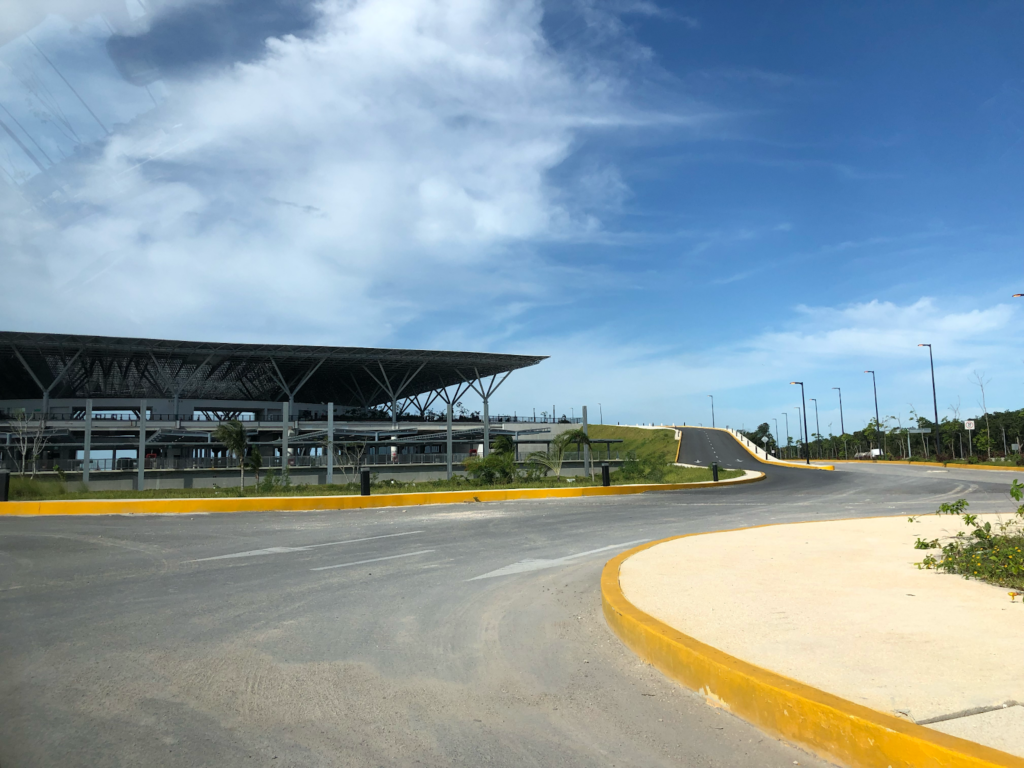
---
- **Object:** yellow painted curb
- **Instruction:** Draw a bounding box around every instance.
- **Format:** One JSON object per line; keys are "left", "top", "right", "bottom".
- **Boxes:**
{"left": 820, "top": 459, "right": 1024, "bottom": 473}
{"left": 678, "top": 426, "right": 835, "bottom": 471}
{"left": 0, "top": 472, "right": 765, "bottom": 517}
{"left": 602, "top": 534, "right": 1024, "bottom": 768}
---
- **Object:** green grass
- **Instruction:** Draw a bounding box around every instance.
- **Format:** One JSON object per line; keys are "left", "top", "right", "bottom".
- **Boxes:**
{"left": 589, "top": 424, "right": 681, "bottom": 463}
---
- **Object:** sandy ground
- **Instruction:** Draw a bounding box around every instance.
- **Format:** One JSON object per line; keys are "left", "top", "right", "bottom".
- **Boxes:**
{"left": 620, "top": 513, "right": 1024, "bottom": 757}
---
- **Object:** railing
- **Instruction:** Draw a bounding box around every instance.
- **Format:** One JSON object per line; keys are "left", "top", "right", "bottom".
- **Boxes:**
{"left": 0, "top": 412, "right": 584, "bottom": 425}
{"left": 0, "top": 450, "right": 623, "bottom": 474}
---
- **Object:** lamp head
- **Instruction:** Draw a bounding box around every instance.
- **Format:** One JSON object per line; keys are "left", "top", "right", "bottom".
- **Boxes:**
{"left": 789, "top": 381, "right": 801, "bottom": 385}
{"left": 918, "top": 343, "right": 930, "bottom": 348}
{"left": 1014, "top": 294, "right": 1024, "bottom": 298}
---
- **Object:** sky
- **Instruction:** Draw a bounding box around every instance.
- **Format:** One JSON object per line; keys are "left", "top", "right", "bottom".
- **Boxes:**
{"left": 0, "top": 0, "right": 1021, "bottom": 434}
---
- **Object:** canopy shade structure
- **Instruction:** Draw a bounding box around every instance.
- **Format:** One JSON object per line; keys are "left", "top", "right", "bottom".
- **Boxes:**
{"left": 0, "top": 331, "right": 546, "bottom": 408}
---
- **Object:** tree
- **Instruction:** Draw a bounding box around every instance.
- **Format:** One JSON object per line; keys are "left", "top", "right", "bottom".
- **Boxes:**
{"left": 526, "top": 428, "right": 589, "bottom": 478}
{"left": 10, "top": 410, "right": 48, "bottom": 477}
{"left": 213, "top": 420, "right": 249, "bottom": 491}
{"left": 245, "top": 447, "right": 263, "bottom": 489}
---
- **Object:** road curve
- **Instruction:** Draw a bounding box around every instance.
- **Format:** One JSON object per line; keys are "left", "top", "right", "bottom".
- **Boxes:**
{"left": 1, "top": 429, "right": 1020, "bottom": 768}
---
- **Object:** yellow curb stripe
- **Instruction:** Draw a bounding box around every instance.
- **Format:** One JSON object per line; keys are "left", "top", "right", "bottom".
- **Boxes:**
{"left": 602, "top": 534, "right": 1024, "bottom": 768}
{"left": 0, "top": 473, "right": 765, "bottom": 516}
{"left": 819, "top": 459, "right": 1024, "bottom": 472}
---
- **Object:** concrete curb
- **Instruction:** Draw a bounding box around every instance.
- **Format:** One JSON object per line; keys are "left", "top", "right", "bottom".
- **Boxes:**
{"left": 0, "top": 472, "right": 765, "bottom": 516}
{"left": 818, "top": 459, "right": 1024, "bottom": 473}
{"left": 602, "top": 534, "right": 1024, "bottom": 768}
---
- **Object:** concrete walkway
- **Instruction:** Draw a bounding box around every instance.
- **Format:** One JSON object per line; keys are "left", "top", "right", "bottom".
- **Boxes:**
{"left": 620, "top": 513, "right": 1024, "bottom": 759}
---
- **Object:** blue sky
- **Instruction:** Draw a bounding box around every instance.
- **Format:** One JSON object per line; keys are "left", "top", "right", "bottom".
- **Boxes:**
{"left": 0, "top": 0, "right": 1021, "bottom": 432}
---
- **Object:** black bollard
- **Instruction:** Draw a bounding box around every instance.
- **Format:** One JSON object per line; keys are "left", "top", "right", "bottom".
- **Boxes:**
{"left": 712, "top": 462, "right": 719, "bottom": 482}
{"left": 0, "top": 470, "right": 8, "bottom": 502}
{"left": 601, "top": 462, "right": 610, "bottom": 487}
{"left": 360, "top": 468, "right": 371, "bottom": 496}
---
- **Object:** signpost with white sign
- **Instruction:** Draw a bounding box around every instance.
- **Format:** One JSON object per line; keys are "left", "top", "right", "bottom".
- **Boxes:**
{"left": 965, "top": 420, "right": 975, "bottom": 431}
{"left": 964, "top": 420, "right": 975, "bottom": 457}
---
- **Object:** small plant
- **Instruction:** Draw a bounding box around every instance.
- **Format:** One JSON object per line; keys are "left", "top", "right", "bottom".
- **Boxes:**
{"left": 912, "top": 480, "right": 1024, "bottom": 589}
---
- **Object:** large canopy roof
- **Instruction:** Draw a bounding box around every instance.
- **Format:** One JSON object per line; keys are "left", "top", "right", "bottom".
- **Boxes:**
{"left": 0, "top": 332, "right": 546, "bottom": 406}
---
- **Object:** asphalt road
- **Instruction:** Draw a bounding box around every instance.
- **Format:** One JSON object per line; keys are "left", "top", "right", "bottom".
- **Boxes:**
{"left": 2, "top": 427, "right": 1020, "bottom": 768}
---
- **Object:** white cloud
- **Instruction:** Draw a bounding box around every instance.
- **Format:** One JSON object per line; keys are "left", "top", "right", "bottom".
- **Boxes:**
{"left": 3, "top": 0, "right": 709, "bottom": 342}
{"left": 494, "top": 298, "right": 1024, "bottom": 426}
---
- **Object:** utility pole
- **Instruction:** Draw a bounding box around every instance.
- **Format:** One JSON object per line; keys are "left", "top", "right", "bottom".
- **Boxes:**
{"left": 708, "top": 395, "right": 715, "bottom": 428}
{"left": 783, "top": 413, "right": 790, "bottom": 459}
{"left": 810, "top": 397, "right": 821, "bottom": 459}
{"left": 864, "top": 370, "right": 880, "bottom": 453}
{"left": 832, "top": 387, "right": 845, "bottom": 436}
{"left": 918, "top": 344, "right": 941, "bottom": 456}
{"left": 791, "top": 382, "right": 810, "bottom": 465}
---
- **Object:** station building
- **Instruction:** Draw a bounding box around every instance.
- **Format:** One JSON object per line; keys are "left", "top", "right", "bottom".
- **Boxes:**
{"left": 0, "top": 332, "right": 618, "bottom": 490}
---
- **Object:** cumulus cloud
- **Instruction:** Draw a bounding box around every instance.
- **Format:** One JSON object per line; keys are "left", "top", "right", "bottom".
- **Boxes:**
{"left": 495, "top": 298, "right": 1023, "bottom": 425}
{"left": 2, "top": 0, "right": 707, "bottom": 342}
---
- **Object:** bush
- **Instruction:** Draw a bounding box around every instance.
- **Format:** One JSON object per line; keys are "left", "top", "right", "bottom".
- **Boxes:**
{"left": 914, "top": 483, "right": 1024, "bottom": 589}
{"left": 464, "top": 452, "right": 517, "bottom": 484}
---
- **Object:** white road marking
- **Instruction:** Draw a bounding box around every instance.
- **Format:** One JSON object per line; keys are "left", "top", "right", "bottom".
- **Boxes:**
{"left": 310, "top": 549, "right": 435, "bottom": 571}
{"left": 193, "top": 530, "right": 424, "bottom": 561}
{"left": 468, "top": 539, "right": 648, "bottom": 581}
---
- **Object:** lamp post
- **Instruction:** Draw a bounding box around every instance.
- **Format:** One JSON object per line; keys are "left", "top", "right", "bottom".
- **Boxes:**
{"left": 783, "top": 413, "right": 790, "bottom": 459}
{"left": 599, "top": 403, "right": 603, "bottom": 425}
{"left": 790, "top": 382, "right": 810, "bottom": 464}
{"left": 772, "top": 417, "right": 779, "bottom": 458}
{"left": 864, "top": 370, "right": 880, "bottom": 453}
{"left": 708, "top": 395, "right": 715, "bottom": 428}
{"left": 810, "top": 397, "right": 821, "bottom": 459}
{"left": 832, "top": 387, "right": 845, "bottom": 435}
{"left": 917, "top": 344, "right": 940, "bottom": 457}
{"left": 832, "top": 387, "right": 846, "bottom": 459}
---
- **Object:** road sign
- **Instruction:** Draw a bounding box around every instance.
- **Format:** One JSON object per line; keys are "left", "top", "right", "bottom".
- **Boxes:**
{"left": 965, "top": 420, "right": 975, "bottom": 431}
{"left": 760, "top": 436, "right": 769, "bottom": 443}
{"left": 906, "top": 428, "right": 930, "bottom": 434}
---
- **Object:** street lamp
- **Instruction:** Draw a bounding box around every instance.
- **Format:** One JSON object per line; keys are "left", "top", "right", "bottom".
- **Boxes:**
{"left": 790, "top": 382, "right": 810, "bottom": 464}
{"left": 917, "top": 344, "right": 940, "bottom": 456}
{"left": 772, "top": 417, "right": 779, "bottom": 458}
{"left": 598, "top": 403, "right": 603, "bottom": 425}
{"left": 832, "top": 387, "right": 845, "bottom": 435}
{"left": 708, "top": 395, "right": 715, "bottom": 428}
{"left": 864, "top": 370, "right": 880, "bottom": 453}
{"left": 783, "top": 413, "right": 790, "bottom": 459}
{"left": 810, "top": 397, "right": 821, "bottom": 459}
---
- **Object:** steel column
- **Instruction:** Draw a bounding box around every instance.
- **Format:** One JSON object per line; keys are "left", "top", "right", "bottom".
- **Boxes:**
{"left": 282, "top": 401, "right": 289, "bottom": 472}
{"left": 446, "top": 402, "right": 453, "bottom": 480}
{"left": 137, "top": 399, "right": 146, "bottom": 492}
{"left": 582, "top": 405, "right": 590, "bottom": 477}
{"left": 83, "top": 398, "right": 92, "bottom": 484}
{"left": 326, "top": 402, "right": 334, "bottom": 485}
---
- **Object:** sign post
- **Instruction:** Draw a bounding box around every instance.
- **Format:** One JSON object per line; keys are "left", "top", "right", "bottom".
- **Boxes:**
{"left": 964, "top": 420, "right": 975, "bottom": 457}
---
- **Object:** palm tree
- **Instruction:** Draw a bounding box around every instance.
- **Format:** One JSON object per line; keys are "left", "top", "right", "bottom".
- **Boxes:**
{"left": 245, "top": 447, "right": 263, "bottom": 491}
{"left": 526, "top": 428, "right": 591, "bottom": 478}
{"left": 213, "top": 420, "right": 249, "bottom": 492}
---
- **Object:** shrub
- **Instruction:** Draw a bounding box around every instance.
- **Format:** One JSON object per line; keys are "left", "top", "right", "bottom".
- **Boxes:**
{"left": 464, "top": 451, "right": 517, "bottom": 484}
{"left": 914, "top": 482, "right": 1024, "bottom": 589}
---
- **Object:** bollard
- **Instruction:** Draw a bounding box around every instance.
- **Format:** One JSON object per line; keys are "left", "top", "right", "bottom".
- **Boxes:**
{"left": 0, "top": 470, "right": 9, "bottom": 502}
{"left": 712, "top": 462, "right": 719, "bottom": 482}
{"left": 360, "top": 468, "right": 371, "bottom": 496}
{"left": 601, "top": 462, "right": 610, "bottom": 487}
